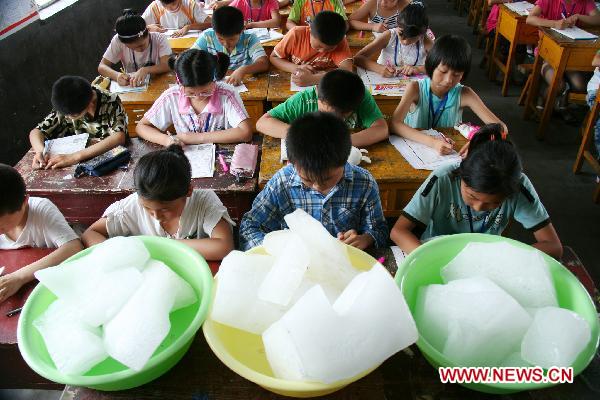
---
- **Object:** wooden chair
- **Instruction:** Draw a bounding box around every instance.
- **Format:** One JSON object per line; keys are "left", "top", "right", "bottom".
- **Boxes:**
{"left": 476, "top": 1, "right": 491, "bottom": 48}
{"left": 467, "top": 0, "right": 482, "bottom": 28}
{"left": 573, "top": 94, "right": 600, "bottom": 203}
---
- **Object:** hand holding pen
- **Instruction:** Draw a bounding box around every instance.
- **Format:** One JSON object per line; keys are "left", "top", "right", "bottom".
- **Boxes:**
{"left": 117, "top": 68, "right": 131, "bottom": 86}
{"left": 32, "top": 140, "right": 49, "bottom": 169}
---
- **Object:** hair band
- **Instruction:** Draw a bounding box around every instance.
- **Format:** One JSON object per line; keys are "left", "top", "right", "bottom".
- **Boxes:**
{"left": 118, "top": 28, "right": 147, "bottom": 39}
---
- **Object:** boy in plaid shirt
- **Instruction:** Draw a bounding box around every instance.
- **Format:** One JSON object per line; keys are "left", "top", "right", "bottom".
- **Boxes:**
{"left": 240, "top": 111, "right": 387, "bottom": 250}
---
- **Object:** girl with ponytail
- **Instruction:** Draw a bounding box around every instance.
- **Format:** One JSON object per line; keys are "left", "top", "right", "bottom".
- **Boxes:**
{"left": 391, "top": 123, "right": 563, "bottom": 258}
{"left": 137, "top": 49, "right": 253, "bottom": 145}
{"left": 82, "top": 144, "right": 235, "bottom": 260}
{"left": 98, "top": 9, "right": 172, "bottom": 87}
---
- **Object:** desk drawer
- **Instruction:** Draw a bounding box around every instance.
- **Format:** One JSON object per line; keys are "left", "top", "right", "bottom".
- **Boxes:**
{"left": 124, "top": 105, "right": 151, "bottom": 137}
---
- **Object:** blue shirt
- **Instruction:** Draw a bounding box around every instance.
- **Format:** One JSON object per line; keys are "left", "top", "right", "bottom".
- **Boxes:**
{"left": 192, "top": 28, "right": 267, "bottom": 70}
{"left": 403, "top": 163, "right": 551, "bottom": 240}
{"left": 404, "top": 78, "right": 463, "bottom": 129}
{"left": 239, "top": 163, "right": 388, "bottom": 250}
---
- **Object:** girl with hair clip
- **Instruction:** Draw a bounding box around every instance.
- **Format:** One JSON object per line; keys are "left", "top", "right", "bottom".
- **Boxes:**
{"left": 391, "top": 34, "right": 507, "bottom": 155}
{"left": 391, "top": 124, "right": 563, "bottom": 259}
{"left": 354, "top": 2, "right": 432, "bottom": 77}
{"left": 136, "top": 49, "right": 253, "bottom": 145}
{"left": 98, "top": 9, "right": 173, "bottom": 87}
{"left": 82, "top": 145, "right": 235, "bottom": 260}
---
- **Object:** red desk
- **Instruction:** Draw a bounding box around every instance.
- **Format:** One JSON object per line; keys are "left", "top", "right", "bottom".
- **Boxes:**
{"left": 14, "top": 139, "right": 258, "bottom": 226}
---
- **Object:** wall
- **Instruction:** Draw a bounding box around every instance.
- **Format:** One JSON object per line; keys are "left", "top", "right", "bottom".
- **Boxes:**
{"left": 0, "top": 0, "right": 150, "bottom": 166}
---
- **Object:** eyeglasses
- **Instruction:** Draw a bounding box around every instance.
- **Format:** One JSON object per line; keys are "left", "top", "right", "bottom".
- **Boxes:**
{"left": 183, "top": 82, "right": 216, "bottom": 99}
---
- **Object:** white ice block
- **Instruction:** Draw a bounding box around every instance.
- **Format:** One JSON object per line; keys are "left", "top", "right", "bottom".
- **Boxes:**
{"left": 89, "top": 236, "right": 150, "bottom": 272}
{"left": 263, "top": 230, "right": 296, "bottom": 257}
{"left": 210, "top": 251, "right": 287, "bottom": 334}
{"left": 33, "top": 300, "right": 108, "bottom": 375}
{"left": 103, "top": 260, "right": 179, "bottom": 371}
{"left": 416, "top": 277, "right": 532, "bottom": 367}
{"left": 36, "top": 260, "right": 144, "bottom": 327}
{"left": 441, "top": 242, "right": 558, "bottom": 309}
{"left": 263, "top": 265, "right": 417, "bottom": 383}
{"left": 499, "top": 352, "right": 532, "bottom": 368}
{"left": 284, "top": 209, "right": 357, "bottom": 293}
{"left": 143, "top": 260, "right": 197, "bottom": 311}
{"left": 258, "top": 234, "right": 310, "bottom": 306}
{"left": 521, "top": 307, "right": 592, "bottom": 368}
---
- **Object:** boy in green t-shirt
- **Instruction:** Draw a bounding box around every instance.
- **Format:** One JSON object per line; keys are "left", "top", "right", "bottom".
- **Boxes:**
{"left": 256, "top": 69, "right": 389, "bottom": 147}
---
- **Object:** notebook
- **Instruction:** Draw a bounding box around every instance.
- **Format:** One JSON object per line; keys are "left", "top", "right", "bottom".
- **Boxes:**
{"left": 505, "top": 1, "right": 534, "bottom": 16}
{"left": 164, "top": 29, "right": 202, "bottom": 39}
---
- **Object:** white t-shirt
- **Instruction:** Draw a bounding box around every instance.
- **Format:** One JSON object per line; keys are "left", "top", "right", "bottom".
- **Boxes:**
{"left": 377, "top": 29, "right": 426, "bottom": 67}
{"left": 144, "top": 83, "right": 250, "bottom": 134}
{"left": 142, "top": 0, "right": 208, "bottom": 29}
{"left": 102, "top": 32, "right": 172, "bottom": 73}
{"left": 587, "top": 67, "right": 600, "bottom": 93}
{"left": 103, "top": 190, "right": 234, "bottom": 239}
{"left": 0, "top": 197, "right": 79, "bottom": 250}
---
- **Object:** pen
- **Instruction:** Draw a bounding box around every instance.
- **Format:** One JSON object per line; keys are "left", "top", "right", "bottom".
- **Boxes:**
{"left": 39, "top": 140, "right": 49, "bottom": 167}
{"left": 439, "top": 131, "right": 453, "bottom": 145}
{"left": 218, "top": 153, "right": 229, "bottom": 172}
{"left": 6, "top": 307, "right": 23, "bottom": 317}
{"left": 358, "top": 30, "right": 365, "bottom": 38}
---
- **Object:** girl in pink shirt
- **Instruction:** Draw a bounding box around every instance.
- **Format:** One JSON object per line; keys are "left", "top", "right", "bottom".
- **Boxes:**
{"left": 230, "top": 0, "right": 281, "bottom": 28}
{"left": 527, "top": 0, "right": 600, "bottom": 118}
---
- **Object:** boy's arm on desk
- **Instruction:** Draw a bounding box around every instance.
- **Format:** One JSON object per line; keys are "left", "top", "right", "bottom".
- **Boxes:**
{"left": 256, "top": 113, "right": 290, "bottom": 139}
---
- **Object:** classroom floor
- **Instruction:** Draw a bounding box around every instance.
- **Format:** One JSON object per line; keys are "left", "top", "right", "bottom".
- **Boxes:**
{"left": 427, "top": 0, "right": 600, "bottom": 284}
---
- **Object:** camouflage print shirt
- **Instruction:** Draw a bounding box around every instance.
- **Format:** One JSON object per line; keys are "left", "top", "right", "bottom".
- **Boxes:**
{"left": 36, "top": 88, "right": 128, "bottom": 140}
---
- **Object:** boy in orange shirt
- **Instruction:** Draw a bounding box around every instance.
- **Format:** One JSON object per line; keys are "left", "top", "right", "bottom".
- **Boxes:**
{"left": 270, "top": 11, "right": 352, "bottom": 87}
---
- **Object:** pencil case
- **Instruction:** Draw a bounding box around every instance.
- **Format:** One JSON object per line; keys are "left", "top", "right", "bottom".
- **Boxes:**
{"left": 74, "top": 146, "right": 131, "bottom": 178}
{"left": 230, "top": 143, "right": 258, "bottom": 179}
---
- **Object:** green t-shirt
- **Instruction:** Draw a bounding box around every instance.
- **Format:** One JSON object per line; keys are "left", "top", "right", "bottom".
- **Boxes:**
{"left": 268, "top": 87, "right": 383, "bottom": 129}
{"left": 403, "top": 163, "right": 551, "bottom": 240}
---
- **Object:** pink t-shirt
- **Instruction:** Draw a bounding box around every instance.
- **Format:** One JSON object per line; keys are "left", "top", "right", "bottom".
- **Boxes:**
{"left": 535, "top": 0, "right": 596, "bottom": 23}
{"left": 486, "top": 4, "right": 502, "bottom": 34}
{"left": 102, "top": 32, "right": 172, "bottom": 73}
{"left": 230, "top": 0, "right": 279, "bottom": 22}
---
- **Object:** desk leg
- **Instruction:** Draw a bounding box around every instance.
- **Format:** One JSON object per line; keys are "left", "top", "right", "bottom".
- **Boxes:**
{"left": 488, "top": 29, "right": 501, "bottom": 81}
{"left": 523, "top": 51, "right": 543, "bottom": 120}
{"left": 536, "top": 50, "right": 568, "bottom": 140}
{"left": 574, "top": 99, "right": 599, "bottom": 173}
{"left": 501, "top": 28, "right": 519, "bottom": 97}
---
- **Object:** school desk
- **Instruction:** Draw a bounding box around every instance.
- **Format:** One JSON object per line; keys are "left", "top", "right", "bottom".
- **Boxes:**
{"left": 118, "top": 72, "right": 269, "bottom": 136}
{"left": 258, "top": 129, "right": 467, "bottom": 217}
{"left": 488, "top": 4, "right": 539, "bottom": 97}
{"left": 13, "top": 138, "right": 258, "bottom": 226}
{"left": 522, "top": 27, "right": 600, "bottom": 139}
{"left": 0, "top": 247, "right": 62, "bottom": 389}
{"left": 59, "top": 246, "right": 600, "bottom": 399}
{"left": 266, "top": 69, "right": 401, "bottom": 116}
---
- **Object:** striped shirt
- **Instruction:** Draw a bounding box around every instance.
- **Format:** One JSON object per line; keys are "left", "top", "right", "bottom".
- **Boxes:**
{"left": 369, "top": 0, "right": 400, "bottom": 29}
{"left": 36, "top": 88, "right": 128, "bottom": 140}
{"left": 192, "top": 29, "right": 267, "bottom": 70}
{"left": 144, "top": 83, "right": 249, "bottom": 134}
{"left": 239, "top": 163, "right": 388, "bottom": 250}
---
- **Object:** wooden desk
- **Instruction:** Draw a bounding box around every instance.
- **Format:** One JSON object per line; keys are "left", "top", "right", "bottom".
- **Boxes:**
{"left": 0, "top": 248, "right": 62, "bottom": 389}
{"left": 489, "top": 4, "right": 538, "bottom": 96}
{"left": 347, "top": 29, "right": 374, "bottom": 54}
{"left": 258, "top": 129, "right": 466, "bottom": 217}
{"left": 118, "top": 72, "right": 269, "bottom": 135}
{"left": 168, "top": 36, "right": 196, "bottom": 53}
{"left": 14, "top": 139, "right": 258, "bottom": 225}
{"left": 60, "top": 245, "right": 600, "bottom": 399}
{"left": 523, "top": 27, "right": 600, "bottom": 139}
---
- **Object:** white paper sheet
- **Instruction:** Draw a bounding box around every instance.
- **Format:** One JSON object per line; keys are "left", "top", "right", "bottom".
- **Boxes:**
{"left": 246, "top": 28, "right": 284, "bottom": 43}
{"left": 505, "top": 1, "right": 534, "bottom": 16}
{"left": 390, "top": 246, "right": 407, "bottom": 276}
{"left": 168, "top": 80, "right": 248, "bottom": 93}
{"left": 44, "top": 133, "right": 89, "bottom": 156}
{"left": 280, "top": 138, "right": 288, "bottom": 162}
{"left": 164, "top": 29, "right": 202, "bottom": 38}
{"left": 183, "top": 144, "right": 215, "bottom": 178}
{"left": 389, "top": 129, "right": 461, "bottom": 170}
{"left": 551, "top": 26, "right": 598, "bottom": 40}
{"left": 109, "top": 75, "right": 150, "bottom": 94}
{"left": 290, "top": 76, "right": 315, "bottom": 92}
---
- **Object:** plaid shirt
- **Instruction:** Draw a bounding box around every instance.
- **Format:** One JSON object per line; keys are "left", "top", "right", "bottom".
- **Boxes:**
{"left": 239, "top": 163, "right": 388, "bottom": 250}
{"left": 36, "top": 88, "right": 128, "bottom": 140}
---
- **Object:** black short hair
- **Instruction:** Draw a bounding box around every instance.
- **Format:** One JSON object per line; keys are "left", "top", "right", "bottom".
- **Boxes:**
{"left": 168, "top": 49, "right": 230, "bottom": 86}
{"left": 310, "top": 11, "right": 346, "bottom": 46}
{"left": 425, "top": 34, "right": 471, "bottom": 80}
{"left": 455, "top": 124, "right": 521, "bottom": 196}
{"left": 317, "top": 70, "right": 365, "bottom": 114}
{"left": 134, "top": 145, "right": 192, "bottom": 201}
{"left": 0, "top": 164, "right": 26, "bottom": 216}
{"left": 212, "top": 6, "right": 244, "bottom": 36}
{"left": 51, "top": 76, "right": 94, "bottom": 116}
{"left": 115, "top": 9, "right": 148, "bottom": 44}
{"left": 286, "top": 112, "right": 351, "bottom": 184}
{"left": 397, "top": 2, "right": 429, "bottom": 39}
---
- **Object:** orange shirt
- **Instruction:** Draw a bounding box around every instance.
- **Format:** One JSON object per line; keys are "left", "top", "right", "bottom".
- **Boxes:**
{"left": 272, "top": 26, "right": 352, "bottom": 71}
